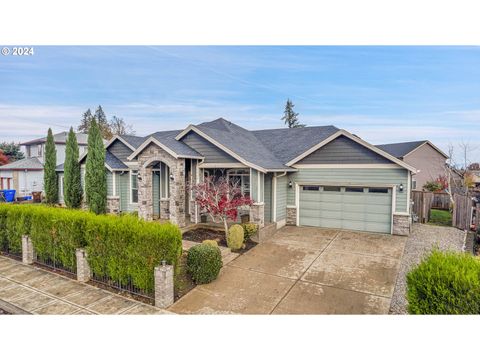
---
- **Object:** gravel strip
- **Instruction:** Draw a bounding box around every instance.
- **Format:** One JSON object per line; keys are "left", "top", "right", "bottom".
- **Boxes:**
{"left": 389, "top": 223, "right": 466, "bottom": 314}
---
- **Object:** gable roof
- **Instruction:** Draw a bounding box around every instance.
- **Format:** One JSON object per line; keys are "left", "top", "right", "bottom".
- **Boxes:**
{"left": 376, "top": 140, "right": 448, "bottom": 159}
{"left": 176, "top": 118, "right": 291, "bottom": 172}
{"left": 0, "top": 157, "right": 43, "bottom": 170}
{"left": 20, "top": 131, "right": 89, "bottom": 146}
{"left": 105, "top": 151, "right": 129, "bottom": 171}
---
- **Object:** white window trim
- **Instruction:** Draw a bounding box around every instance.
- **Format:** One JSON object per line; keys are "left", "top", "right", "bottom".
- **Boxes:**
{"left": 112, "top": 172, "right": 117, "bottom": 196}
{"left": 226, "top": 168, "right": 250, "bottom": 196}
{"left": 59, "top": 175, "right": 64, "bottom": 199}
{"left": 129, "top": 170, "right": 138, "bottom": 205}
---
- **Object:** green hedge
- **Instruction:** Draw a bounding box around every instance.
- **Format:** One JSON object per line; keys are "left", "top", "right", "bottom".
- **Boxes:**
{"left": 407, "top": 250, "right": 480, "bottom": 314}
{"left": 0, "top": 204, "right": 183, "bottom": 292}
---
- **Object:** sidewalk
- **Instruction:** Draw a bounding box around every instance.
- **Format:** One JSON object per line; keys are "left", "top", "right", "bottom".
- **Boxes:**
{"left": 0, "top": 256, "right": 171, "bottom": 315}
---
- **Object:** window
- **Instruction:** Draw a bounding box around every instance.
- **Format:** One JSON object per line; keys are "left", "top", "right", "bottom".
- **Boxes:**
{"left": 303, "top": 186, "right": 320, "bottom": 191}
{"left": 345, "top": 187, "right": 364, "bottom": 193}
{"left": 131, "top": 171, "right": 138, "bottom": 203}
{"left": 323, "top": 186, "right": 341, "bottom": 192}
{"left": 38, "top": 144, "right": 42, "bottom": 156}
{"left": 227, "top": 169, "right": 250, "bottom": 196}
{"left": 368, "top": 187, "right": 389, "bottom": 194}
{"left": 412, "top": 179, "right": 417, "bottom": 190}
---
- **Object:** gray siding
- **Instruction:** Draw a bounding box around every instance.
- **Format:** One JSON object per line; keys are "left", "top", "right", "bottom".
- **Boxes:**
{"left": 298, "top": 135, "right": 392, "bottom": 164}
{"left": 287, "top": 168, "right": 409, "bottom": 213}
{"left": 251, "top": 169, "right": 258, "bottom": 202}
{"left": 264, "top": 174, "right": 272, "bottom": 222}
{"left": 181, "top": 132, "right": 240, "bottom": 164}
{"left": 118, "top": 171, "right": 138, "bottom": 212}
{"left": 275, "top": 175, "right": 287, "bottom": 221}
{"left": 403, "top": 143, "right": 446, "bottom": 190}
{"left": 109, "top": 140, "right": 133, "bottom": 162}
{"left": 106, "top": 171, "right": 113, "bottom": 196}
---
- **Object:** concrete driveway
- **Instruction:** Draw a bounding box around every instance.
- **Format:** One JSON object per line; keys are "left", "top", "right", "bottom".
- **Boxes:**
{"left": 169, "top": 226, "right": 406, "bottom": 314}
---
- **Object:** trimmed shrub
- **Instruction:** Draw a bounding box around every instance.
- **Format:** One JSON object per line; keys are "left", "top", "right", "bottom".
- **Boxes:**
{"left": 227, "top": 224, "right": 244, "bottom": 250}
{"left": 241, "top": 223, "right": 258, "bottom": 241}
{"left": 202, "top": 239, "right": 219, "bottom": 247}
{"left": 187, "top": 244, "right": 222, "bottom": 284}
{"left": 407, "top": 250, "right": 480, "bottom": 314}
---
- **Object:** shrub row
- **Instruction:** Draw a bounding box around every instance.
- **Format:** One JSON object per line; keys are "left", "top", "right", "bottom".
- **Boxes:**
{"left": 0, "top": 204, "right": 182, "bottom": 292}
{"left": 407, "top": 250, "right": 480, "bottom": 314}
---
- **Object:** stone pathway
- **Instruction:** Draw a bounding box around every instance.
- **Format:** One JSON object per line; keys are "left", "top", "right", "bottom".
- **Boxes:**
{"left": 0, "top": 256, "right": 171, "bottom": 315}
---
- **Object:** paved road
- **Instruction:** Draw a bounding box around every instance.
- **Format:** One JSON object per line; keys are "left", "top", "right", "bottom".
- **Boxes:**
{"left": 170, "top": 226, "right": 406, "bottom": 314}
{"left": 0, "top": 256, "right": 171, "bottom": 315}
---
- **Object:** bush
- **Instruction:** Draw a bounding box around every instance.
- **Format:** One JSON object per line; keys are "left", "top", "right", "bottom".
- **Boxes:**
{"left": 407, "top": 250, "right": 480, "bottom": 314}
{"left": 227, "top": 224, "right": 244, "bottom": 250}
{"left": 241, "top": 223, "right": 258, "bottom": 241}
{"left": 0, "top": 204, "right": 183, "bottom": 292}
{"left": 187, "top": 244, "right": 222, "bottom": 284}
{"left": 202, "top": 239, "right": 219, "bottom": 247}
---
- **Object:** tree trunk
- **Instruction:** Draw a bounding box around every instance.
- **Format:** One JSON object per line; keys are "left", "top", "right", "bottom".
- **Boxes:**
{"left": 223, "top": 217, "right": 229, "bottom": 239}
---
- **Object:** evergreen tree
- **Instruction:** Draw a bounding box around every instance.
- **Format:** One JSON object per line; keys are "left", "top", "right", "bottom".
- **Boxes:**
{"left": 0, "top": 142, "right": 25, "bottom": 162}
{"left": 85, "top": 118, "right": 107, "bottom": 214}
{"left": 95, "top": 105, "right": 113, "bottom": 140}
{"left": 78, "top": 109, "right": 93, "bottom": 134}
{"left": 63, "top": 127, "right": 83, "bottom": 208}
{"left": 281, "top": 99, "right": 305, "bottom": 128}
{"left": 43, "top": 128, "right": 58, "bottom": 204}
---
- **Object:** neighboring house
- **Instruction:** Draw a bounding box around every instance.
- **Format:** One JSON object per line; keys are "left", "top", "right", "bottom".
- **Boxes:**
{"left": 376, "top": 140, "right": 448, "bottom": 190}
{"left": 69, "top": 118, "right": 415, "bottom": 235}
{"left": 0, "top": 132, "right": 88, "bottom": 197}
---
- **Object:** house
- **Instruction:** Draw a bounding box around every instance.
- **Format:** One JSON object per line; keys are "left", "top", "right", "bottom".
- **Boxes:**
{"left": 376, "top": 140, "right": 448, "bottom": 190}
{"left": 0, "top": 132, "right": 88, "bottom": 197}
{"left": 67, "top": 118, "right": 415, "bottom": 235}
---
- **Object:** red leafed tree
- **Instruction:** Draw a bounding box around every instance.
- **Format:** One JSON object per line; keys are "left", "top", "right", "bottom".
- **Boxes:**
{"left": 0, "top": 150, "right": 8, "bottom": 165}
{"left": 190, "top": 175, "right": 253, "bottom": 236}
{"left": 435, "top": 175, "right": 448, "bottom": 192}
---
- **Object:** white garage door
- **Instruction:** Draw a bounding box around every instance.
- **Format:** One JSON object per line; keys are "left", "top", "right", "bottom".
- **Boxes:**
{"left": 299, "top": 185, "right": 392, "bottom": 233}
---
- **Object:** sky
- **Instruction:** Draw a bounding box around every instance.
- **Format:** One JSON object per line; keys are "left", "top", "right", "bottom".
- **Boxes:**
{"left": 0, "top": 46, "right": 479, "bottom": 164}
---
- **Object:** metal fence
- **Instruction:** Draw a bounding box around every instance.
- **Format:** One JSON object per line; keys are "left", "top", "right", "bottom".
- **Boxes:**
{"left": 0, "top": 242, "right": 22, "bottom": 260}
{"left": 90, "top": 271, "right": 154, "bottom": 303}
{"left": 34, "top": 253, "right": 77, "bottom": 277}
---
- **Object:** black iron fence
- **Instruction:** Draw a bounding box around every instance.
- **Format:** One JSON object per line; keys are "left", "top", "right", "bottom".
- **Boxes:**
{"left": 34, "top": 253, "right": 77, "bottom": 277}
{"left": 0, "top": 242, "right": 22, "bottom": 260}
{"left": 90, "top": 271, "right": 154, "bottom": 303}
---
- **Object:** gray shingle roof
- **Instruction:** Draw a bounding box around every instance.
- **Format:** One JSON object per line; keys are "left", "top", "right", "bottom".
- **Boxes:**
{"left": 150, "top": 130, "right": 203, "bottom": 158}
{"left": 119, "top": 134, "right": 147, "bottom": 149}
{"left": 21, "top": 132, "right": 89, "bottom": 145}
{"left": 376, "top": 140, "right": 427, "bottom": 159}
{"left": 106, "top": 151, "right": 129, "bottom": 170}
{"left": 0, "top": 157, "right": 43, "bottom": 170}
{"left": 253, "top": 125, "right": 340, "bottom": 164}
{"left": 195, "top": 118, "right": 291, "bottom": 170}
{"left": 56, "top": 163, "right": 64, "bottom": 171}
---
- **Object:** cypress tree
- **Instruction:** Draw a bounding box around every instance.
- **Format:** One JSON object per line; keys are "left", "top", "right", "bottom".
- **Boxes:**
{"left": 281, "top": 99, "right": 305, "bottom": 128}
{"left": 85, "top": 118, "right": 107, "bottom": 214}
{"left": 43, "top": 128, "right": 58, "bottom": 204}
{"left": 64, "top": 127, "right": 83, "bottom": 208}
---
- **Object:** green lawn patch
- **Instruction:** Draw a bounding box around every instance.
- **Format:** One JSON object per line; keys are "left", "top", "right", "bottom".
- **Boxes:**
{"left": 428, "top": 209, "right": 452, "bottom": 227}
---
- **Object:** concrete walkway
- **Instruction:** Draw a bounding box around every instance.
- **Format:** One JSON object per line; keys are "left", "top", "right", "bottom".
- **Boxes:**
{"left": 169, "top": 226, "right": 407, "bottom": 314}
{"left": 0, "top": 256, "right": 171, "bottom": 315}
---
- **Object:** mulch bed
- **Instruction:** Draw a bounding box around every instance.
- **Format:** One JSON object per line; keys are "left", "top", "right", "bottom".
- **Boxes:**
{"left": 182, "top": 228, "right": 258, "bottom": 254}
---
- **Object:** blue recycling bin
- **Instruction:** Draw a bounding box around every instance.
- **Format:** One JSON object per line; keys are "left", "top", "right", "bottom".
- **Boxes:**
{"left": 1, "top": 189, "right": 16, "bottom": 202}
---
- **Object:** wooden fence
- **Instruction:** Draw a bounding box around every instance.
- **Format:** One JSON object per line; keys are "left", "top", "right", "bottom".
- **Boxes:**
{"left": 411, "top": 190, "right": 434, "bottom": 223}
{"left": 431, "top": 193, "right": 451, "bottom": 210}
{"left": 452, "top": 194, "right": 473, "bottom": 230}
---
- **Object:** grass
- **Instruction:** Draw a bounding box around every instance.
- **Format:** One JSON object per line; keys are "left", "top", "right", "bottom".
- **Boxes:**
{"left": 428, "top": 209, "right": 452, "bottom": 227}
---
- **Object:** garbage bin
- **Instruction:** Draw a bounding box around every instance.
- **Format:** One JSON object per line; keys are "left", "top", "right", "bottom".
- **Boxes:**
{"left": 32, "top": 191, "right": 42, "bottom": 203}
{"left": 2, "top": 190, "right": 16, "bottom": 202}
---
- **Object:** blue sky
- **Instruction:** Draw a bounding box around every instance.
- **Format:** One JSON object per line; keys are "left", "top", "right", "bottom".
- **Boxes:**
{"left": 0, "top": 46, "right": 479, "bottom": 163}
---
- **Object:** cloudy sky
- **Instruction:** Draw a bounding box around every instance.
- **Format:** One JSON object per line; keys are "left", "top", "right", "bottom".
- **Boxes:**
{"left": 0, "top": 46, "right": 479, "bottom": 164}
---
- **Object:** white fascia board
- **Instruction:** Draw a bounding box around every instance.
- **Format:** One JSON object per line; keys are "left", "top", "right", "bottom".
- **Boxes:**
{"left": 127, "top": 137, "right": 179, "bottom": 161}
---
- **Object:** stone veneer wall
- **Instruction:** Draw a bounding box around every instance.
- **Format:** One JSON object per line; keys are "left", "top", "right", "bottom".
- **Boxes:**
{"left": 392, "top": 214, "right": 410, "bottom": 236}
{"left": 159, "top": 199, "right": 170, "bottom": 220}
{"left": 106, "top": 196, "right": 120, "bottom": 214}
{"left": 286, "top": 206, "right": 297, "bottom": 225}
{"left": 250, "top": 203, "right": 265, "bottom": 228}
{"left": 137, "top": 144, "right": 186, "bottom": 227}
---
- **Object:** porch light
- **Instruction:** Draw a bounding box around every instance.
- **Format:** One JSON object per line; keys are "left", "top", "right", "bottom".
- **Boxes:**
{"left": 399, "top": 183, "right": 404, "bottom": 192}
{"left": 169, "top": 173, "right": 174, "bottom": 181}
{"left": 137, "top": 174, "right": 142, "bottom": 181}
{"left": 288, "top": 181, "right": 292, "bottom": 188}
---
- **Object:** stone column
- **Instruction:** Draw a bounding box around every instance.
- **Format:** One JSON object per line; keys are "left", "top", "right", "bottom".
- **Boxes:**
{"left": 21, "top": 235, "right": 34, "bottom": 265}
{"left": 106, "top": 196, "right": 120, "bottom": 214}
{"left": 76, "top": 249, "right": 91, "bottom": 282}
{"left": 159, "top": 199, "right": 170, "bottom": 220}
{"left": 250, "top": 203, "right": 265, "bottom": 228}
{"left": 392, "top": 214, "right": 410, "bottom": 236}
{"left": 138, "top": 166, "right": 153, "bottom": 221}
{"left": 154, "top": 262, "right": 174, "bottom": 309}
{"left": 169, "top": 158, "right": 186, "bottom": 228}
{"left": 286, "top": 206, "right": 297, "bottom": 226}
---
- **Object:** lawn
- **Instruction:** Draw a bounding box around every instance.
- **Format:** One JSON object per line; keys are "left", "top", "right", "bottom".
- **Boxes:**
{"left": 429, "top": 209, "right": 452, "bottom": 227}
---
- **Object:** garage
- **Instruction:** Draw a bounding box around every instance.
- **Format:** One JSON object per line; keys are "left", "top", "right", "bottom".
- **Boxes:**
{"left": 299, "top": 185, "right": 393, "bottom": 233}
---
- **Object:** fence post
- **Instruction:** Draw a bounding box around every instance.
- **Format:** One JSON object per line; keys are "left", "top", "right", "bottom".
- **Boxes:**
{"left": 21, "top": 235, "right": 34, "bottom": 265}
{"left": 154, "top": 261, "right": 174, "bottom": 309}
{"left": 76, "top": 249, "right": 91, "bottom": 282}
{"left": 476, "top": 204, "right": 480, "bottom": 231}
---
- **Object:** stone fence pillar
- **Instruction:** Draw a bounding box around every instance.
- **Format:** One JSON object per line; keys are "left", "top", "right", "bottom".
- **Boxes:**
{"left": 76, "top": 249, "right": 91, "bottom": 282}
{"left": 22, "top": 235, "right": 34, "bottom": 265}
{"left": 250, "top": 203, "right": 265, "bottom": 228}
{"left": 154, "top": 261, "right": 174, "bottom": 309}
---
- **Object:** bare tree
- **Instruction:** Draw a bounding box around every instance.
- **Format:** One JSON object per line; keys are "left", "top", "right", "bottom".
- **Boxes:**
{"left": 110, "top": 116, "right": 136, "bottom": 136}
